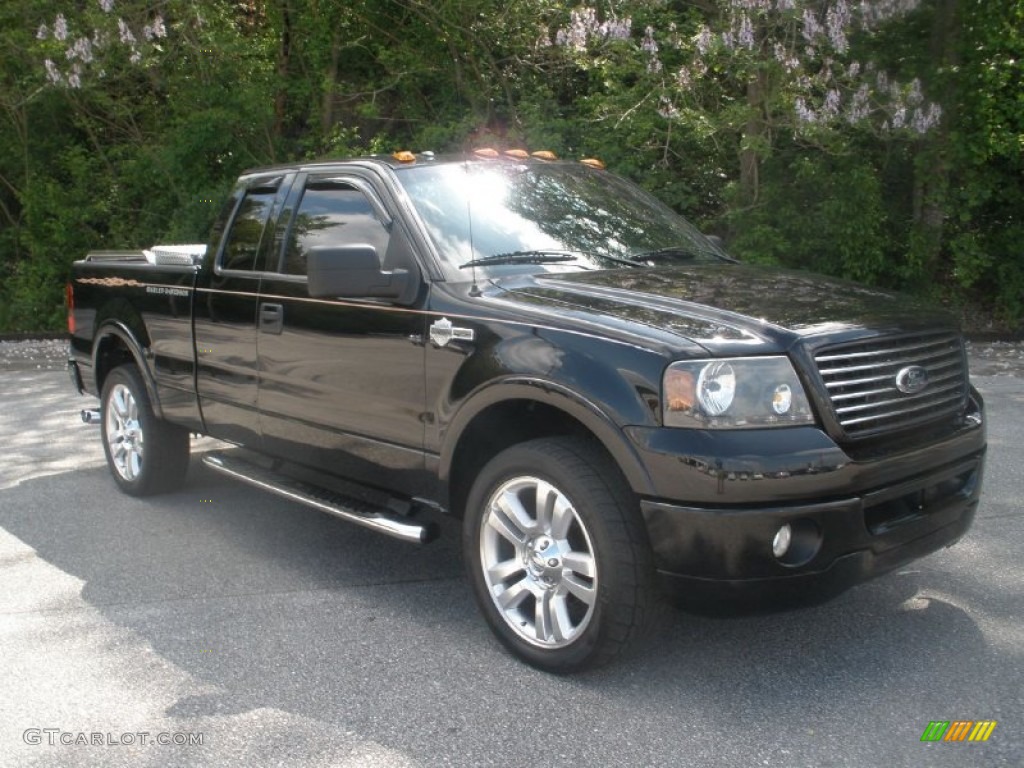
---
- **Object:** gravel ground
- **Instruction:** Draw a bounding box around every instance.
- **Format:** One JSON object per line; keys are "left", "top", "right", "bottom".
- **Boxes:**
{"left": 5, "top": 337, "right": 1022, "bottom": 377}
{"left": 966, "top": 340, "right": 1024, "bottom": 377}
{"left": 0, "top": 339, "right": 69, "bottom": 372}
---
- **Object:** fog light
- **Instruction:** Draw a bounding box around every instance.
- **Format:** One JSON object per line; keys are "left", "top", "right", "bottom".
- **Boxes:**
{"left": 772, "top": 524, "right": 792, "bottom": 559}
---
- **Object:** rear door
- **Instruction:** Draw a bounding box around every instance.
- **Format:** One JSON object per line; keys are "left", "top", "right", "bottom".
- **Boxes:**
{"left": 194, "top": 174, "right": 291, "bottom": 445}
{"left": 256, "top": 172, "right": 431, "bottom": 496}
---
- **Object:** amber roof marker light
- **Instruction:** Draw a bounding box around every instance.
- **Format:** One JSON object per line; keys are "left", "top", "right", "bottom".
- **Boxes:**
{"left": 392, "top": 150, "right": 416, "bottom": 163}
{"left": 473, "top": 148, "right": 500, "bottom": 159}
{"left": 580, "top": 157, "right": 606, "bottom": 170}
{"left": 531, "top": 150, "right": 558, "bottom": 161}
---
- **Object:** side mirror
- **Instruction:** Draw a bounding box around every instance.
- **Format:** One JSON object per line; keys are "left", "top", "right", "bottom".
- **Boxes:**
{"left": 307, "top": 244, "right": 411, "bottom": 301}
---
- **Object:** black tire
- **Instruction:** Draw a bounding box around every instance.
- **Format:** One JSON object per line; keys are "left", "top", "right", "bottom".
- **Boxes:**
{"left": 100, "top": 364, "right": 190, "bottom": 496}
{"left": 463, "top": 437, "right": 654, "bottom": 673}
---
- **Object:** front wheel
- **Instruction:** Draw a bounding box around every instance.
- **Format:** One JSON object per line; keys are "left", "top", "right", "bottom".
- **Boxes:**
{"left": 100, "top": 364, "right": 190, "bottom": 496}
{"left": 463, "top": 437, "right": 654, "bottom": 673}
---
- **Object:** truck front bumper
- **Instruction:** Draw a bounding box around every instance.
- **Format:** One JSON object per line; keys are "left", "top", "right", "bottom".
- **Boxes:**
{"left": 630, "top": 393, "right": 986, "bottom": 602}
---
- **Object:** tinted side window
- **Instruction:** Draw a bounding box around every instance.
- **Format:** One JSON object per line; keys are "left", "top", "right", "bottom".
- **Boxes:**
{"left": 283, "top": 182, "right": 390, "bottom": 276}
{"left": 207, "top": 187, "right": 243, "bottom": 257}
{"left": 221, "top": 189, "right": 276, "bottom": 272}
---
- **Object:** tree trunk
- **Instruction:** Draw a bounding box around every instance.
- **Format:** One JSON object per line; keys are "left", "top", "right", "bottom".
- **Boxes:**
{"left": 910, "top": 0, "right": 959, "bottom": 277}
{"left": 739, "top": 70, "right": 767, "bottom": 208}
{"left": 273, "top": 1, "right": 293, "bottom": 146}
{"left": 320, "top": 30, "right": 342, "bottom": 139}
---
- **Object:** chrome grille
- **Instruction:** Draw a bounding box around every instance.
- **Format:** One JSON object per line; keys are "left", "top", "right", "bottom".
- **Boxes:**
{"left": 814, "top": 331, "right": 968, "bottom": 438}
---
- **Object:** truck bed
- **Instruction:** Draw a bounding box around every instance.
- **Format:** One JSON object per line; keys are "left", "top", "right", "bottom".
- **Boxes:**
{"left": 68, "top": 250, "right": 202, "bottom": 430}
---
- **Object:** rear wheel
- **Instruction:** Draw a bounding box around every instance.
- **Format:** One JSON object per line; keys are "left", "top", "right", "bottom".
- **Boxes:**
{"left": 463, "top": 437, "right": 654, "bottom": 672}
{"left": 100, "top": 365, "right": 189, "bottom": 496}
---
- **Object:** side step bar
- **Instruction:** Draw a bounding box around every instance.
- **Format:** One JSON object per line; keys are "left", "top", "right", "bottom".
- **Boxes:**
{"left": 201, "top": 451, "right": 438, "bottom": 545}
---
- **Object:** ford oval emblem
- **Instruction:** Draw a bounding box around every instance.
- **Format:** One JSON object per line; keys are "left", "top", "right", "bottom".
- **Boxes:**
{"left": 895, "top": 365, "right": 929, "bottom": 395}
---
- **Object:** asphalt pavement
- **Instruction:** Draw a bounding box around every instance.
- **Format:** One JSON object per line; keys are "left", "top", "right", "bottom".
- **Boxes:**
{"left": 0, "top": 343, "right": 1020, "bottom": 767}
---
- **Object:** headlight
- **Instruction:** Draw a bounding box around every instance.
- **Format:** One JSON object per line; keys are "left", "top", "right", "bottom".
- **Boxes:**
{"left": 663, "top": 357, "right": 815, "bottom": 428}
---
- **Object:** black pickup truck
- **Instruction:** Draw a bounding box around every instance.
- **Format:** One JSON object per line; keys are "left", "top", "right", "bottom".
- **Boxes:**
{"left": 68, "top": 151, "right": 986, "bottom": 672}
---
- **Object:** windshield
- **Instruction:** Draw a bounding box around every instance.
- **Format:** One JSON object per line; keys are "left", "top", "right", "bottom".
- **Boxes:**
{"left": 395, "top": 161, "right": 729, "bottom": 276}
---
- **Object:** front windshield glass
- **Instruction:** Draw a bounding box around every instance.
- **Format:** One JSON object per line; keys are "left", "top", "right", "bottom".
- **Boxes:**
{"left": 395, "top": 161, "right": 728, "bottom": 275}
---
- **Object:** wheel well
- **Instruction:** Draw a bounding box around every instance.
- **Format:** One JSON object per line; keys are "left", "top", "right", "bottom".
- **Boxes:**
{"left": 94, "top": 335, "right": 135, "bottom": 393}
{"left": 448, "top": 399, "right": 613, "bottom": 519}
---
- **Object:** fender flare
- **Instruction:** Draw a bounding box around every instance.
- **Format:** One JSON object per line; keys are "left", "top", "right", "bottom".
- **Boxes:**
{"left": 438, "top": 376, "right": 656, "bottom": 497}
{"left": 92, "top": 320, "right": 165, "bottom": 420}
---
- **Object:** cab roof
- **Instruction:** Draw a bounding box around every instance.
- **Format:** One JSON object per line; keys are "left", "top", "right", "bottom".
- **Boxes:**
{"left": 240, "top": 150, "right": 604, "bottom": 178}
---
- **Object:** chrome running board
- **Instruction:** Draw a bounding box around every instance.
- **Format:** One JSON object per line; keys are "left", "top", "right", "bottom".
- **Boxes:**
{"left": 201, "top": 451, "right": 438, "bottom": 545}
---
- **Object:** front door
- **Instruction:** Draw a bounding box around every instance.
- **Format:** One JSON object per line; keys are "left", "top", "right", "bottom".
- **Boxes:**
{"left": 256, "top": 174, "right": 429, "bottom": 497}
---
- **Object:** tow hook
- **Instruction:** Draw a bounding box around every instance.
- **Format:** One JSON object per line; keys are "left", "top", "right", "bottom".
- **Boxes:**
{"left": 81, "top": 408, "right": 101, "bottom": 425}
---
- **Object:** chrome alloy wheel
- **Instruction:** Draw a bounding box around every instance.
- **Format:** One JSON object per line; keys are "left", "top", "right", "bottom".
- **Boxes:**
{"left": 479, "top": 476, "right": 598, "bottom": 648}
{"left": 105, "top": 383, "right": 144, "bottom": 482}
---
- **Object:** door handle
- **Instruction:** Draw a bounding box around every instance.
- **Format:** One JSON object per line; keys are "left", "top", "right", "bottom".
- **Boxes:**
{"left": 259, "top": 303, "right": 283, "bottom": 334}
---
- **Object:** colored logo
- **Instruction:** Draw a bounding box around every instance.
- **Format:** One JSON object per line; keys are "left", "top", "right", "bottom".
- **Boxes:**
{"left": 920, "top": 720, "right": 997, "bottom": 742}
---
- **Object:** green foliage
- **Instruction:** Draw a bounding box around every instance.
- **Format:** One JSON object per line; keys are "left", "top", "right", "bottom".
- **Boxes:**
{"left": 726, "top": 149, "right": 893, "bottom": 286}
{"left": 944, "top": 0, "right": 1024, "bottom": 322}
{"left": 0, "top": 0, "right": 1021, "bottom": 332}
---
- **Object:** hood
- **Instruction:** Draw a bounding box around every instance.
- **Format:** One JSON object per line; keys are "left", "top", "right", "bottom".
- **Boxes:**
{"left": 493, "top": 263, "right": 957, "bottom": 353}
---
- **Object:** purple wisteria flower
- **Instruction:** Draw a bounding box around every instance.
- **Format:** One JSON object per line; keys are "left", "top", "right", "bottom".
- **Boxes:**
{"left": 861, "top": 0, "right": 921, "bottom": 28}
{"left": 54, "top": 14, "right": 68, "bottom": 42}
{"left": 801, "top": 8, "right": 821, "bottom": 42}
{"left": 826, "top": 0, "right": 850, "bottom": 53}
{"left": 642, "top": 26, "right": 663, "bottom": 72}
{"left": 822, "top": 88, "right": 841, "bottom": 117}
{"left": 912, "top": 103, "right": 942, "bottom": 133}
{"left": 555, "top": 8, "right": 631, "bottom": 52}
{"left": 602, "top": 17, "right": 631, "bottom": 40}
{"left": 118, "top": 18, "right": 135, "bottom": 45}
{"left": 795, "top": 97, "right": 817, "bottom": 123}
{"left": 44, "top": 59, "right": 62, "bottom": 85}
{"left": 773, "top": 42, "right": 799, "bottom": 72}
{"left": 847, "top": 83, "right": 871, "bottom": 122}
{"left": 657, "top": 95, "right": 679, "bottom": 119}
{"left": 737, "top": 14, "right": 755, "bottom": 50}
{"left": 696, "top": 25, "right": 714, "bottom": 55}
{"left": 907, "top": 78, "right": 923, "bottom": 105}
{"left": 891, "top": 105, "right": 906, "bottom": 129}
{"left": 66, "top": 37, "right": 94, "bottom": 64}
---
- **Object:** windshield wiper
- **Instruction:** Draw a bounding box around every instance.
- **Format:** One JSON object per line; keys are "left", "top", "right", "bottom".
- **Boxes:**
{"left": 631, "top": 246, "right": 703, "bottom": 262}
{"left": 460, "top": 249, "right": 649, "bottom": 270}
{"left": 459, "top": 250, "right": 584, "bottom": 269}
